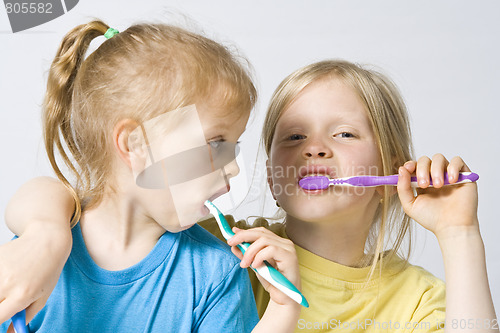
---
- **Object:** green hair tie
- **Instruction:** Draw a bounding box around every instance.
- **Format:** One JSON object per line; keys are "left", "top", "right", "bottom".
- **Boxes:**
{"left": 104, "top": 28, "right": 119, "bottom": 39}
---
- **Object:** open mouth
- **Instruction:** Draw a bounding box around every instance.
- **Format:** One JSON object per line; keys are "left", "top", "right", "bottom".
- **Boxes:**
{"left": 202, "top": 185, "right": 231, "bottom": 216}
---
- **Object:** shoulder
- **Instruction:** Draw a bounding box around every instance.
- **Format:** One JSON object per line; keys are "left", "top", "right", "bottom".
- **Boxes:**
{"left": 396, "top": 262, "right": 446, "bottom": 328}
{"left": 178, "top": 225, "right": 257, "bottom": 316}
{"left": 181, "top": 224, "right": 235, "bottom": 258}
{"left": 393, "top": 260, "right": 445, "bottom": 291}
{"left": 404, "top": 263, "right": 445, "bottom": 303}
{"left": 384, "top": 256, "right": 446, "bottom": 307}
{"left": 179, "top": 224, "right": 243, "bottom": 277}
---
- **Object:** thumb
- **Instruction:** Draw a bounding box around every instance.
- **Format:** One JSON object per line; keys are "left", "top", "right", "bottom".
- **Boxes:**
{"left": 397, "top": 166, "right": 415, "bottom": 212}
{"left": 255, "top": 273, "right": 271, "bottom": 292}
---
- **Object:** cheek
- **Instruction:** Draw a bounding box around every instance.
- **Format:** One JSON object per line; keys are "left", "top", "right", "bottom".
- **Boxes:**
{"left": 270, "top": 152, "right": 296, "bottom": 182}
{"left": 341, "top": 147, "right": 383, "bottom": 176}
{"left": 362, "top": 148, "right": 383, "bottom": 175}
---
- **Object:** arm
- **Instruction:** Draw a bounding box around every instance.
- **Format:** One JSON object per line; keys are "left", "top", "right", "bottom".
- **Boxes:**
{"left": 0, "top": 177, "right": 74, "bottom": 325}
{"left": 5, "top": 177, "right": 74, "bottom": 235}
{"left": 439, "top": 226, "right": 497, "bottom": 332}
{"left": 228, "top": 227, "right": 302, "bottom": 333}
{"left": 398, "top": 155, "right": 498, "bottom": 333}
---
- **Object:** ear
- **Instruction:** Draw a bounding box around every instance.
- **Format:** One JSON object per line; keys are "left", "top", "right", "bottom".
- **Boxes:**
{"left": 112, "top": 119, "right": 143, "bottom": 170}
{"left": 266, "top": 159, "right": 277, "bottom": 200}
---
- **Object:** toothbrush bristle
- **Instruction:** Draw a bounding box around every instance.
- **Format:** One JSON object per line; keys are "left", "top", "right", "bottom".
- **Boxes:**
{"left": 299, "top": 175, "right": 331, "bottom": 190}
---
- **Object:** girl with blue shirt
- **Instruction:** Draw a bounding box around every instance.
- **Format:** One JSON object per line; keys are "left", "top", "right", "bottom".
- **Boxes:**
{"left": 0, "top": 20, "right": 301, "bottom": 332}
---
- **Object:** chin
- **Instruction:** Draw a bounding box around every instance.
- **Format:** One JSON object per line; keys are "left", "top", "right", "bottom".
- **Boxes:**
{"left": 164, "top": 223, "right": 195, "bottom": 233}
{"left": 179, "top": 224, "right": 196, "bottom": 231}
{"left": 284, "top": 201, "right": 328, "bottom": 222}
{"left": 284, "top": 196, "right": 354, "bottom": 222}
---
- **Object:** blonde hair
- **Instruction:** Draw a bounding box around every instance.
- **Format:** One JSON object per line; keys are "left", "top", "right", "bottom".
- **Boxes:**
{"left": 43, "top": 20, "right": 256, "bottom": 226}
{"left": 262, "top": 59, "right": 414, "bottom": 276}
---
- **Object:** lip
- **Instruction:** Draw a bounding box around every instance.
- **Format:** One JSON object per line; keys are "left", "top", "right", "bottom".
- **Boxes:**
{"left": 297, "top": 164, "right": 336, "bottom": 181}
{"left": 207, "top": 185, "right": 230, "bottom": 203}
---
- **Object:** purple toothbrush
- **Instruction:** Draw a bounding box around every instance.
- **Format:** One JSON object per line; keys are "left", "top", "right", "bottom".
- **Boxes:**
{"left": 299, "top": 172, "right": 479, "bottom": 190}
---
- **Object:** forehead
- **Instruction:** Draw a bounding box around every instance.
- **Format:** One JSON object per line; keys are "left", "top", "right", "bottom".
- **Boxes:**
{"left": 196, "top": 80, "right": 253, "bottom": 128}
{"left": 197, "top": 103, "right": 250, "bottom": 137}
{"left": 278, "top": 78, "right": 370, "bottom": 127}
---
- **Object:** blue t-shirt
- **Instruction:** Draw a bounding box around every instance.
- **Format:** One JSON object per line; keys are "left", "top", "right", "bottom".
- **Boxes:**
{"left": 1, "top": 223, "right": 258, "bottom": 332}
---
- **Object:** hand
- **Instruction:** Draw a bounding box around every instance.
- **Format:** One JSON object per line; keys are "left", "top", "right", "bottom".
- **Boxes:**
{"left": 227, "top": 227, "right": 301, "bottom": 307}
{"left": 0, "top": 221, "right": 71, "bottom": 329}
{"left": 397, "top": 154, "right": 479, "bottom": 239}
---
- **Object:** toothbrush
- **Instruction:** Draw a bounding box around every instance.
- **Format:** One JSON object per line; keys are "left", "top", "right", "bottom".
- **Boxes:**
{"left": 204, "top": 200, "right": 309, "bottom": 308}
{"left": 299, "top": 172, "right": 479, "bottom": 190}
{"left": 11, "top": 310, "right": 28, "bottom": 333}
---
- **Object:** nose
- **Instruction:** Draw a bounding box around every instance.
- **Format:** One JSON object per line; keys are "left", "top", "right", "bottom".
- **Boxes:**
{"left": 302, "top": 138, "right": 333, "bottom": 159}
{"left": 224, "top": 158, "right": 240, "bottom": 179}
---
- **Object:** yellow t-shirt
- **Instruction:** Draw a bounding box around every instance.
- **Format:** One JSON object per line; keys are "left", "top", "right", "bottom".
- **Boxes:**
{"left": 198, "top": 216, "right": 446, "bottom": 332}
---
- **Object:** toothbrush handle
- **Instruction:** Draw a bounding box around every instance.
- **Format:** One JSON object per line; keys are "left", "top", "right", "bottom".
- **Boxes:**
{"left": 356, "top": 172, "right": 479, "bottom": 187}
{"left": 253, "top": 262, "right": 309, "bottom": 307}
{"left": 12, "top": 310, "right": 28, "bottom": 333}
{"left": 410, "top": 172, "right": 479, "bottom": 187}
{"left": 237, "top": 242, "right": 309, "bottom": 307}
{"left": 204, "top": 200, "right": 309, "bottom": 307}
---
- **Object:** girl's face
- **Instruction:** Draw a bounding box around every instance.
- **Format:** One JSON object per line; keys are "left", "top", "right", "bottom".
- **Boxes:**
{"left": 268, "top": 78, "right": 383, "bottom": 224}
{"left": 135, "top": 103, "right": 249, "bottom": 232}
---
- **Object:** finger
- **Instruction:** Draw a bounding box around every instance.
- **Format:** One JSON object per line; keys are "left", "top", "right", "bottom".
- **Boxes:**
{"left": 397, "top": 166, "right": 415, "bottom": 212}
{"left": 242, "top": 236, "right": 295, "bottom": 269}
{"left": 0, "top": 299, "right": 25, "bottom": 325}
{"left": 25, "top": 296, "right": 48, "bottom": 323}
{"left": 252, "top": 246, "right": 290, "bottom": 270}
{"left": 253, "top": 258, "right": 278, "bottom": 270}
{"left": 416, "top": 156, "right": 432, "bottom": 188}
{"left": 227, "top": 227, "right": 264, "bottom": 246}
{"left": 230, "top": 246, "right": 244, "bottom": 261}
{"left": 402, "top": 160, "right": 416, "bottom": 174}
{"left": 430, "top": 154, "right": 448, "bottom": 188}
{"left": 228, "top": 227, "right": 291, "bottom": 249}
{"left": 239, "top": 238, "right": 273, "bottom": 268}
{"left": 228, "top": 227, "right": 283, "bottom": 246}
{"left": 447, "top": 156, "right": 469, "bottom": 183}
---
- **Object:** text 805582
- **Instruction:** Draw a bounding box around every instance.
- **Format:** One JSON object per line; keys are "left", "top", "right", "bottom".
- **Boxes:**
{"left": 5, "top": 2, "right": 53, "bottom": 14}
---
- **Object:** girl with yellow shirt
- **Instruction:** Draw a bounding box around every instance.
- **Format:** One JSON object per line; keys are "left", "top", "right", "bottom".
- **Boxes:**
{"left": 1, "top": 60, "right": 498, "bottom": 332}
{"left": 224, "top": 60, "right": 497, "bottom": 332}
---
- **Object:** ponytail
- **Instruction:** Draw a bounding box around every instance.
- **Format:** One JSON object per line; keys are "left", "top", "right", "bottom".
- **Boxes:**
{"left": 42, "top": 20, "right": 109, "bottom": 227}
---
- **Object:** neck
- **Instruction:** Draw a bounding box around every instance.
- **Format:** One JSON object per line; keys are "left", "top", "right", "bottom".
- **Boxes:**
{"left": 79, "top": 192, "right": 166, "bottom": 271}
{"left": 285, "top": 201, "right": 380, "bottom": 267}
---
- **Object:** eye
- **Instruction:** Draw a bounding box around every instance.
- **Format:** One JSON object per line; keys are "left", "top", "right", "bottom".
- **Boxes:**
{"left": 335, "top": 132, "right": 355, "bottom": 138}
{"left": 208, "top": 139, "right": 224, "bottom": 149}
{"left": 288, "top": 134, "right": 306, "bottom": 141}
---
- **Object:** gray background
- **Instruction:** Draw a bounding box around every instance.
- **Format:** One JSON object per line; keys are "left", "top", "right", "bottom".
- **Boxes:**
{"left": 1, "top": 0, "right": 499, "bottom": 313}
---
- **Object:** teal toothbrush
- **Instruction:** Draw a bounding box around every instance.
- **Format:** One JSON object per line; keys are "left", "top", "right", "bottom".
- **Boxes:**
{"left": 204, "top": 200, "right": 309, "bottom": 308}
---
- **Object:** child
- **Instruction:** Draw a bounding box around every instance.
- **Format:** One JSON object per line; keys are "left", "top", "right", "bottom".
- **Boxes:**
{"left": 2, "top": 60, "right": 498, "bottom": 331}
{"left": 230, "top": 59, "right": 497, "bottom": 331}
{"left": 0, "top": 20, "right": 302, "bottom": 332}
